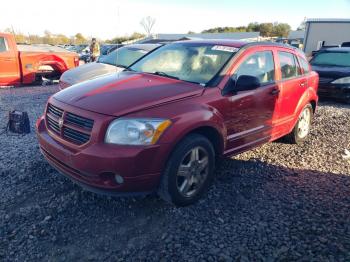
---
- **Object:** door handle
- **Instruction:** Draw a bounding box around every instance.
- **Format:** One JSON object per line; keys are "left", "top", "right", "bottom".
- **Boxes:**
{"left": 300, "top": 82, "right": 306, "bottom": 87}
{"left": 270, "top": 89, "right": 280, "bottom": 95}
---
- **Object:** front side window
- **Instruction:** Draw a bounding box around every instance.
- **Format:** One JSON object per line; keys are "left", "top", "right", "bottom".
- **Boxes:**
{"left": 98, "top": 46, "right": 151, "bottom": 68}
{"left": 129, "top": 43, "right": 237, "bottom": 85}
{"left": 278, "top": 51, "right": 298, "bottom": 79}
{"left": 234, "top": 51, "right": 275, "bottom": 85}
{"left": 310, "top": 51, "right": 350, "bottom": 67}
{"left": 0, "top": 37, "right": 8, "bottom": 52}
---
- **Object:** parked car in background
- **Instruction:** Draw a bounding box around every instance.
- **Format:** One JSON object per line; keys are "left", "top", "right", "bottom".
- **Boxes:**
{"left": 0, "top": 33, "right": 79, "bottom": 86}
{"left": 310, "top": 47, "right": 350, "bottom": 103}
{"left": 79, "top": 50, "right": 91, "bottom": 63}
{"left": 100, "top": 44, "right": 123, "bottom": 56}
{"left": 74, "top": 45, "right": 90, "bottom": 63}
{"left": 37, "top": 40, "right": 318, "bottom": 206}
{"left": 59, "top": 44, "right": 161, "bottom": 89}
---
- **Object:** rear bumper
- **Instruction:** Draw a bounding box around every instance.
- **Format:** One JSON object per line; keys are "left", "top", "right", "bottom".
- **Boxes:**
{"left": 36, "top": 116, "right": 171, "bottom": 195}
{"left": 318, "top": 83, "right": 350, "bottom": 101}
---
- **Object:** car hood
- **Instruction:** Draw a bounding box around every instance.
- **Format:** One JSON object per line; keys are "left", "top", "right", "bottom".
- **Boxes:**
{"left": 60, "top": 62, "right": 123, "bottom": 85}
{"left": 53, "top": 71, "right": 204, "bottom": 116}
{"left": 311, "top": 65, "right": 350, "bottom": 79}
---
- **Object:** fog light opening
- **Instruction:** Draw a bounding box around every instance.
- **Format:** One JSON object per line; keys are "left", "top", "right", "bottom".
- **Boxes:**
{"left": 115, "top": 174, "right": 124, "bottom": 184}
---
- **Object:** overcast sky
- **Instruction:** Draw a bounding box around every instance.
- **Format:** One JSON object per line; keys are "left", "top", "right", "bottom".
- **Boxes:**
{"left": 1, "top": 0, "right": 350, "bottom": 39}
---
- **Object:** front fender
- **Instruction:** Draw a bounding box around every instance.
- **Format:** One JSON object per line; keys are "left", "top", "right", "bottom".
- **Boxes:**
{"left": 159, "top": 103, "right": 227, "bottom": 151}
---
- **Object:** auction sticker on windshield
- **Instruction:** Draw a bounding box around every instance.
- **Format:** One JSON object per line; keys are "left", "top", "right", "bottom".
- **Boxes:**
{"left": 211, "top": 45, "right": 239, "bottom": 52}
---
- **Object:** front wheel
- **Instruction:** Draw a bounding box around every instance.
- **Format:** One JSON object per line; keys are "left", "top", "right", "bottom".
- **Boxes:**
{"left": 284, "top": 103, "right": 313, "bottom": 144}
{"left": 158, "top": 134, "right": 215, "bottom": 206}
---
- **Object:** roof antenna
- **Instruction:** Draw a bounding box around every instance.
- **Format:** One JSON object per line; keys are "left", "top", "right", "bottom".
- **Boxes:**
{"left": 116, "top": 6, "right": 120, "bottom": 79}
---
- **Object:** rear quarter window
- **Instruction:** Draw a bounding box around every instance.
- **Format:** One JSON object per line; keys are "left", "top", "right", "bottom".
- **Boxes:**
{"left": 299, "top": 57, "right": 310, "bottom": 74}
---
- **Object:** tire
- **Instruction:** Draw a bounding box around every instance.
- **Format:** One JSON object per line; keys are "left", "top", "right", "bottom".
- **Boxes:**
{"left": 158, "top": 134, "right": 215, "bottom": 206}
{"left": 283, "top": 103, "right": 313, "bottom": 144}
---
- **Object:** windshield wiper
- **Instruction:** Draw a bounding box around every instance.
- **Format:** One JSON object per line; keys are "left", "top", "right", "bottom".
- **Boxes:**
{"left": 116, "top": 64, "right": 128, "bottom": 68}
{"left": 182, "top": 79, "right": 205, "bottom": 86}
{"left": 153, "top": 72, "right": 205, "bottom": 86}
{"left": 123, "top": 66, "right": 136, "bottom": 72}
{"left": 152, "top": 71, "right": 180, "bottom": 80}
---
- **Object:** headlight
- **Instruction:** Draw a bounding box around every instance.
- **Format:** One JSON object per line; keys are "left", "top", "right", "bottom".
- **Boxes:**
{"left": 105, "top": 118, "right": 172, "bottom": 145}
{"left": 331, "top": 77, "right": 350, "bottom": 84}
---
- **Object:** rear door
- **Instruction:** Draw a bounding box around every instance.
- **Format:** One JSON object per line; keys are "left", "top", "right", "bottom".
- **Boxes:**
{"left": 0, "top": 36, "right": 20, "bottom": 86}
{"left": 224, "top": 48, "right": 280, "bottom": 154}
{"left": 274, "top": 50, "right": 307, "bottom": 133}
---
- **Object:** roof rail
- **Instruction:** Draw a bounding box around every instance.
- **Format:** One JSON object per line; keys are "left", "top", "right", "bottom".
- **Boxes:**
{"left": 243, "top": 41, "right": 298, "bottom": 50}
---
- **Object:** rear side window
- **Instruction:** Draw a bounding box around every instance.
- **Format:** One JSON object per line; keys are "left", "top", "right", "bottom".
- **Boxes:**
{"left": 0, "top": 37, "right": 8, "bottom": 52}
{"left": 299, "top": 57, "right": 310, "bottom": 74}
{"left": 234, "top": 51, "right": 275, "bottom": 85}
{"left": 278, "top": 51, "right": 298, "bottom": 79}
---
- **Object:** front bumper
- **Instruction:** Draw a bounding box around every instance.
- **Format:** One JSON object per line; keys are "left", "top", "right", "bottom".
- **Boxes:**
{"left": 318, "top": 83, "right": 350, "bottom": 101}
{"left": 36, "top": 116, "right": 172, "bottom": 195}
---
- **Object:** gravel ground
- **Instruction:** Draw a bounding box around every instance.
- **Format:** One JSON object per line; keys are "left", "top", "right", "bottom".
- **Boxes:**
{"left": 0, "top": 85, "right": 349, "bottom": 261}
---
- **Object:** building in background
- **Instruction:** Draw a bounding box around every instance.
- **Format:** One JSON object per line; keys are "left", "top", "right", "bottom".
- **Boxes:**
{"left": 303, "top": 18, "right": 350, "bottom": 55}
{"left": 136, "top": 32, "right": 260, "bottom": 44}
{"left": 286, "top": 30, "right": 305, "bottom": 49}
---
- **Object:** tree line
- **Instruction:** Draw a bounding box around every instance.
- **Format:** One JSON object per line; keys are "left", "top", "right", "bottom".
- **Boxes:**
{"left": 201, "top": 22, "right": 292, "bottom": 38}
{"left": 4, "top": 20, "right": 294, "bottom": 45}
{"left": 4, "top": 28, "right": 145, "bottom": 45}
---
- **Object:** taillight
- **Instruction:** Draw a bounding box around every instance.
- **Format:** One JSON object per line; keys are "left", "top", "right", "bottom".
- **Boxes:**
{"left": 74, "top": 57, "right": 79, "bottom": 67}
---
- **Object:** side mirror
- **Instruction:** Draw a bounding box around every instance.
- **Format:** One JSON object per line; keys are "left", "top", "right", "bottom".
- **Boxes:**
{"left": 235, "top": 75, "right": 261, "bottom": 91}
{"left": 222, "top": 75, "right": 261, "bottom": 96}
{"left": 221, "top": 77, "right": 236, "bottom": 96}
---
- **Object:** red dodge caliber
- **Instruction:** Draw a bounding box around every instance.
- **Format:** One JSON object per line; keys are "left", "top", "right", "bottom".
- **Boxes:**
{"left": 36, "top": 40, "right": 319, "bottom": 206}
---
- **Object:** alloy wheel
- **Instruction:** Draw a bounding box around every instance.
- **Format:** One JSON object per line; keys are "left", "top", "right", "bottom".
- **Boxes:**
{"left": 297, "top": 107, "right": 311, "bottom": 139}
{"left": 176, "top": 146, "right": 209, "bottom": 197}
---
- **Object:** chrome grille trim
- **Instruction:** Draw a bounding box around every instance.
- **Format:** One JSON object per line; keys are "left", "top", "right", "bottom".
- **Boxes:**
{"left": 45, "top": 103, "right": 94, "bottom": 145}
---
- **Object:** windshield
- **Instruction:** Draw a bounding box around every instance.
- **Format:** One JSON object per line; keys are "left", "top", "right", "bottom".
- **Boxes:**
{"left": 311, "top": 52, "right": 350, "bottom": 67}
{"left": 100, "top": 45, "right": 109, "bottom": 55}
{"left": 98, "top": 46, "right": 150, "bottom": 67}
{"left": 75, "top": 45, "right": 87, "bottom": 53}
{"left": 129, "top": 43, "right": 237, "bottom": 85}
{"left": 100, "top": 45, "right": 116, "bottom": 55}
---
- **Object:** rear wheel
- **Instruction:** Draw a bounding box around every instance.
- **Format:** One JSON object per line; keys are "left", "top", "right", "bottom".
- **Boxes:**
{"left": 158, "top": 134, "right": 215, "bottom": 206}
{"left": 284, "top": 103, "right": 313, "bottom": 144}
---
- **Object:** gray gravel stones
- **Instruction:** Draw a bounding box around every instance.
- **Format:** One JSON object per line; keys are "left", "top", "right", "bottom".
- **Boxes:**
{"left": 0, "top": 85, "right": 349, "bottom": 261}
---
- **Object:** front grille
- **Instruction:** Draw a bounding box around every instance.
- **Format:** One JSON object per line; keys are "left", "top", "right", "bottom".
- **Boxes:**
{"left": 63, "top": 127, "right": 90, "bottom": 144}
{"left": 45, "top": 103, "right": 94, "bottom": 145}
{"left": 47, "top": 103, "right": 63, "bottom": 118}
{"left": 65, "top": 112, "right": 94, "bottom": 130}
{"left": 46, "top": 115, "right": 60, "bottom": 134}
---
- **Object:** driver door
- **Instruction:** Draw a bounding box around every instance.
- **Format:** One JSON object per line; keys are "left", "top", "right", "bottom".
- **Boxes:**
{"left": 224, "top": 49, "right": 280, "bottom": 155}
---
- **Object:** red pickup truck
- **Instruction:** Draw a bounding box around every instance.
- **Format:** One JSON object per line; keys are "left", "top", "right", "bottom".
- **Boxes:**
{"left": 0, "top": 33, "right": 79, "bottom": 86}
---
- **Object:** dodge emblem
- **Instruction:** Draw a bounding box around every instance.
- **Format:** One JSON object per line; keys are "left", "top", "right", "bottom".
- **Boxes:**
{"left": 58, "top": 118, "right": 64, "bottom": 129}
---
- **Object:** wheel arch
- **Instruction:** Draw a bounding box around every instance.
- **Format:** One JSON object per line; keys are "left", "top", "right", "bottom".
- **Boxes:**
{"left": 186, "top": 125, "right": 225, "bottom": 156}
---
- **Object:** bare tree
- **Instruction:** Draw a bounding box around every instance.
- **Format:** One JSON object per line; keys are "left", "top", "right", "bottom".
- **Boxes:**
{"left": 140, "top": 16, "right": 156, "bottom": 36}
